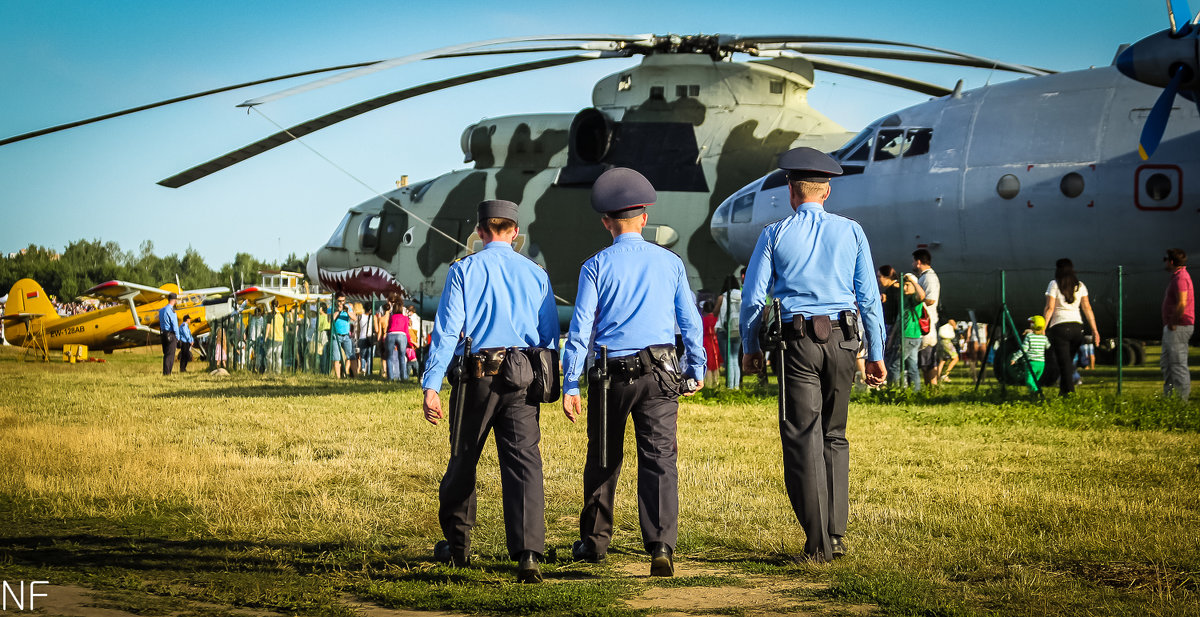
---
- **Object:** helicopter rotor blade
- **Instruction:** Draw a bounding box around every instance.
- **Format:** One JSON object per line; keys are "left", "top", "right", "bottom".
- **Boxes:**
{"left": 771, "top": 44, "right": 1054, "bottom": 75}
{"left": 241, "top": 34, "right": 653, "bottom": 107}
{"left": 793, "top": 55, "right": 952, "bottom": 97}
{"left": 1138, "top": 64, "right": 1187, "bottom": 159}
{"left": 728, "top": 35, "right": 1052, "bottom": 75}
{"left": 158, "top": 52, "right": 612, "bottom": 188}
{"left": 0, "top": 62, "right": 381, "bottom": 147}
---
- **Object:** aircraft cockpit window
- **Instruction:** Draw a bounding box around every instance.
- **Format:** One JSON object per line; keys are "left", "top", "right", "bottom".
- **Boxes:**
{"left": 326, "top": 213, "right": 351, "bottom": 249}
{"left": 761, "top": 169, "right": 789, "bottom": 190}
{"left": 844, "top": 140, "right": 870, "bottom": 163}
{"left": 360, "top": 215, "right": 381, "bottom": 250}
{"left": 730, "top": 192, "right": 755, "bottom": 223}
{"left": 873, "top": 129, "right": 906, "bottom": 161}
{"left": 618, "top": 74, "right": 632, "bottom": 91}
{"left": 904, "top": 129, "right": 933, "bottom": 157}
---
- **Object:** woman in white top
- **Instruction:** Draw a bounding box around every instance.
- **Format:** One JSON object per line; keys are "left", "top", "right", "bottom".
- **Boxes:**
{"left": 1042, "top": 258, "right": 1100, "bottom": 395}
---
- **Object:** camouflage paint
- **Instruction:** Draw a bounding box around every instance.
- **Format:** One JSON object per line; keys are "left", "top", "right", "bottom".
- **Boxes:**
{"left": 416, "top": 171, "right": 486, "bottom": 277}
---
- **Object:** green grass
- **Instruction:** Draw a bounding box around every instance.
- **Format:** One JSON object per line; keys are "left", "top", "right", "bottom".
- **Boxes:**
{"left": 0, "top": 345, "right": 1197, "bottom": 616}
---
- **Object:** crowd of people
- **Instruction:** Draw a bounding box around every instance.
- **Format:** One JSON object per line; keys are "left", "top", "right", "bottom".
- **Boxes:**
{"left": 194, "top": 292, "right": 428, "bottom": 378}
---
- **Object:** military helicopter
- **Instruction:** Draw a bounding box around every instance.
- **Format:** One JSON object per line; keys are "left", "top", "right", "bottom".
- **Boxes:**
{"left": 710, "top": 6, "right": 1200, "bottom": 342}
{"left": 1, "top": 34, "right": 1048, "bottom": 323}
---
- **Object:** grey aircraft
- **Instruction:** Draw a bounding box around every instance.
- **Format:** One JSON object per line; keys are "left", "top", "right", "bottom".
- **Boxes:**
{"left": 711, "top": 12, "right": 1200, "bottom": 343}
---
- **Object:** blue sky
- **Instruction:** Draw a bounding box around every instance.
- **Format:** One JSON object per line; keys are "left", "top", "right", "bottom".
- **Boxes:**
{"left": 0, "top": 0, "right": 1167, "bottom": 267}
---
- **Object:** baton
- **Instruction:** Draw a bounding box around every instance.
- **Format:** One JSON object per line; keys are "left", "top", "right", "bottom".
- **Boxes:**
{"left": 599, "top": 345, "right": 609, "bottom": 469}
{"left": 450, "top": 336, "right": 472, "bottom": 457}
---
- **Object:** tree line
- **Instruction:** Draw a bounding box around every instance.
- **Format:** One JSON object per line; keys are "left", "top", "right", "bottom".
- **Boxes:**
{"left": 0, "top": 239, "right": 308, "bottom": 300}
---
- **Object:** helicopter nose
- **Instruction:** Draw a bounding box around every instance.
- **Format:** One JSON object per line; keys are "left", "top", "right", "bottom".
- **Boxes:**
{"left": 709, "top": 193, "right": 735, "bottom": 254}
{"left": 306, "top": 253, "right": 320, "bottom": 287}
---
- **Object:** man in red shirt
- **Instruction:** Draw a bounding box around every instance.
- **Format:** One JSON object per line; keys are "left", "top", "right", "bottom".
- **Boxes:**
{"left": 1161, "top": 248, "right": 1194, "bottom": 399}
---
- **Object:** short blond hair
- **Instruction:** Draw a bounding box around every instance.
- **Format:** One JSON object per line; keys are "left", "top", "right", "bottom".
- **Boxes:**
{"left": 791, "top": 180, "right": 829, "bottom": 200}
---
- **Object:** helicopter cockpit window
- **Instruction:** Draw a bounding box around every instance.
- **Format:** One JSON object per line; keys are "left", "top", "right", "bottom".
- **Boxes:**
{"left": 360, "top": 215, "right": 381, "bottom": 251}
{"left": 326, "top": 213, "right": 351, "bottom": 249}
{"left": 873, "top": 129, "right": 906, "bottom": 161}
{"left": 903, "top": 128, "right": 933, "bottom": 157}
{"left": 730, "top": 192, "right": 755, "bottom": 224}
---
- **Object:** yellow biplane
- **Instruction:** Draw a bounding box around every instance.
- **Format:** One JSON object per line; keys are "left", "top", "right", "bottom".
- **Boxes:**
{"left": 1, "top": 278, "right": 231, "bottom": 358}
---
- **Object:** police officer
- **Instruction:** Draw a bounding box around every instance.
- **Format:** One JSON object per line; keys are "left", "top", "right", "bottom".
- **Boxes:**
{"left": 421, "top": 199, "right": 559, "bottom": 584}
{"left": 158, "top": 292, "right": 179, "bottom": 376}
{"left": 740, "top": 147, "right": 886, "bottom": 563}
{"left": 561, "top": 167, "right": 706, "bottom": 577}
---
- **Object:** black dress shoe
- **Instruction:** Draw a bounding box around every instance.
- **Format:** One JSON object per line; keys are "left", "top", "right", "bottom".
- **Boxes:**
{"left": 434, "top": 540, "right": 470, "bottom": 567}
{"left": 830, "top": 536, "right": 847, "bottom": 559}
{"left": 516, "top": 551, "right": 542, "bottom": 583}
{"left": 649, "top": 543, "right": 674, "bottom": 577}
{"left": 571, "top": 540, "right": 605, "bottom": 563}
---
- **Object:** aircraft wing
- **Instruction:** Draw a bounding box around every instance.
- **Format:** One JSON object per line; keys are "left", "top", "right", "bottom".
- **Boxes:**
{"left": 82, "top": 280, "right": 173, "bottom": 304}
{"left": 2, "top": 312, "right": 43, "bottom": 325}
{"left": 181, "top": 286, "right": 231, "bottom": 298}
{"left": 236, "top": 286, "right": 326, "bottom": 308}
{"left": 103, "top": 325, "right": 161, "bottom": 349}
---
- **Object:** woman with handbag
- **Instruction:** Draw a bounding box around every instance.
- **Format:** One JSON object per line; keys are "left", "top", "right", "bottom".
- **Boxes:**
{"left": 887, "top": 273, "right": 927, "bottom": 391}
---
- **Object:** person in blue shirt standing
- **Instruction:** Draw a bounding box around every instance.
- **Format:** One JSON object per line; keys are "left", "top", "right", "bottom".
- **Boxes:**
{"left": 561, "top": 167, "right": 705, "bottom": 578}
{"left": 741, "top": 147, "right": 887, "bottom": 563}
{"left": 158, "top": 292, "right": 179, "bottom": 376}
{"left": 329, "top": 293, "right": 355, "bottom": 378}
{"left": 178, "top": 314, "right": 195, "bottom": 372}
{"left": 421, "top": 199, "right": 559, "bottom": 584}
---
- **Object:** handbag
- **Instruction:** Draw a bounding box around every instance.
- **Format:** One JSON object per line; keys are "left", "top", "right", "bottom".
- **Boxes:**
{"left": 917, "top": 303, "right": 931, "bottom": 335}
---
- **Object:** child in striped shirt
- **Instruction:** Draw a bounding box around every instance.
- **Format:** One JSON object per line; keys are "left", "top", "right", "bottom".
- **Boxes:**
{"left": 1011, "top": 315, "right": 1050, "bottom": 390}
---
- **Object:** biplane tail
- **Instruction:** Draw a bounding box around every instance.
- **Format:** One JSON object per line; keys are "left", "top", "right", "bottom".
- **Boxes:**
{"left": 4, "top": 279, "right": 58, "bottom": 321}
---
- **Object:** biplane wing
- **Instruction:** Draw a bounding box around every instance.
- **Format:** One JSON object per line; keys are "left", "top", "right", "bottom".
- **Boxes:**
{"left": 82, "top": 280, "right": 230, "bottom": 305}
{"left": 103, "top": 325, "right": 161, "bottom": 349}
{"left": 236, "top": 287, "right": 327, "bottom": 308}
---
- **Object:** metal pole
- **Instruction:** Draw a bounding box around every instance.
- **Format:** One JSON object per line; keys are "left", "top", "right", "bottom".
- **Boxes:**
{"left": 1117, "top": 265, "right": 1124, "bottom": 395}
{"left": 999, "top": 270, "right": 1007, "bottom": 398}
{"left": 724, "top": 282, "right": 734, "bottom": 388}
{"left": 898, "top": 272, "right": 906, "bottom": 388}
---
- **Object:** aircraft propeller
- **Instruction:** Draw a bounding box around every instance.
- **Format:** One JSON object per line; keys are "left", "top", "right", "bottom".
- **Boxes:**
{"left": 1115, "top": 0, "right": 1200, "bottom": 159}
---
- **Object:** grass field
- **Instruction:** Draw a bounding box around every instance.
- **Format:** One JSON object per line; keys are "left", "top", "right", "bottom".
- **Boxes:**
{"left": 0, "top": 344, "right": 1198, "bottom": 616}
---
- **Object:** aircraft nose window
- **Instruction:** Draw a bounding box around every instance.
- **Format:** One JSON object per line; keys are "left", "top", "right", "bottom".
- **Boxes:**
{"left": 360, "top": 215, "right": 381, "bottom": 250}
{"left": 996, "top": 174, "right": 1020, "bottom": 200}
{"left": 326, "top": 213, "right": 351, "bottom": 249}
{"left": 731, "top": 193, "right": 755, "bottom": 223}
{"left": 1060, "top": 172, "right": 1085, "bottom": 198}
{"left": 1146, "top": 173, "right": 1173, "bottom": 201}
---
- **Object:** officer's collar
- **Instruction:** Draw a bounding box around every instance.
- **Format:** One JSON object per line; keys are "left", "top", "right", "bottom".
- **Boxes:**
{"left": 483, "top": 241, "right": 514, "bottom": 251}
{"left": 613, "top": 232, "right": 644, "bottom": 244}
{"left": 796, "top": 201, "right": 826, "bottom": 213}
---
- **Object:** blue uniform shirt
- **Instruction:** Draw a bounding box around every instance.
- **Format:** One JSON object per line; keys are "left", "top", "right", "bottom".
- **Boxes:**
{"left": 421, "top": 241, "right": 560, "bottom": 392}
{"left": 740, "top": 202, "right": 886, "bottom": 362}
{"left": 178, "top": 321, "right": 194, "bottom": 344}
{"left": 158, "top": 305, "right": 179, "bottom": 338}
{"left": 562, "top": 232, "right": 706, "bottom": 395}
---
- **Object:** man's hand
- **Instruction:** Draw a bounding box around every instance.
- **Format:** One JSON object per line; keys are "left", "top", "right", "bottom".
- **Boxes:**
{"left": 562, "top": 393, "right": 583, "bottom": 423}
{"left": 742, "top": 351, "right": 765, "bottom": 375}
{"left": 682, "top": 381, "right": 703, "bottom": 396}
{"left": 865, "top": 360, "right": 887, "bottom": 387}
{"left": 423, "top": 389, "right": 443, "bottom": 425}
